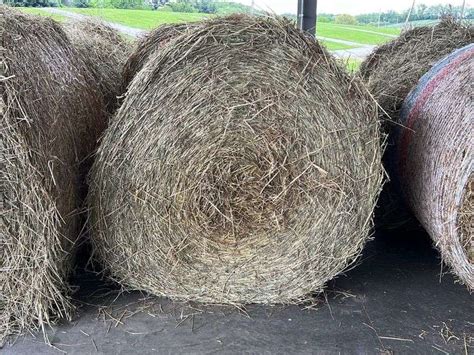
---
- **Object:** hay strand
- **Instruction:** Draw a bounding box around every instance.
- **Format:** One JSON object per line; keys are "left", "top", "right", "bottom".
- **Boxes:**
{"left": 64, "top": 19, "right": 133, "bottom": 112}
{"left": 0, "top": 7, "right": 107, "bottom": 341}
{"left": 89, "top": 15, "right": 384, "bottom": 304}
{"left": 394, "top": 44, "right": 473, "bottom": 289}
{"left": 122, "top": 22, "right": 198, "bottom": 90}
{"left": 360, "top": 18, "right": 473, "bottom": 126}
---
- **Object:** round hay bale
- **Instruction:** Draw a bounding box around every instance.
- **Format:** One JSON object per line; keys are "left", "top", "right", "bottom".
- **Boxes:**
{"left": 88, "top": 15, "right": 384, "bottom": 304}
{"left": 122, "top": 22, "right": 198, "bottom": 90}
{"left": 394, "top": 44, "right": 473, "bottom": 290}
{"left": 359, "top": 18, "right": 473, "bottom": 125}
{"left": 64, "top": 19, "right": 132, "bottom": 112}
{"left": 0, "top": 8, "right": 107, "bottom": 340}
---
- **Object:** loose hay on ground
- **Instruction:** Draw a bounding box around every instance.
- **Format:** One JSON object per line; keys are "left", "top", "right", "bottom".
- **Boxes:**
{"left": 0, "top": 7, "right": 107, "bottom": 342}
{"left": 359, "top": 18, "right": 473, "bottom": 125}
{"left": 64, "top": 19, "right": 132, "bottom": 112}
{"left": 394, "top": 44, "right": 473, "bottom": 290}
{"left": 89, "top": 15, "right": 384, "bottom": 304}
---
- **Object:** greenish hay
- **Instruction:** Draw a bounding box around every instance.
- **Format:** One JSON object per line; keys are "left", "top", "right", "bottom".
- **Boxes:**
{"left": 65, "top": 19, "right": 133, "bottom": 112}
{"left": 89, "top": 15, "right": 384, "bottom": 305}
{"left": 1, "top": 7, "right": 107, "bottom": 343}
{"left": 359, "top": 18, "right": 473, "bottom": 126}
{"left": 122, "top": 22, "right": 198, "bottom": 90}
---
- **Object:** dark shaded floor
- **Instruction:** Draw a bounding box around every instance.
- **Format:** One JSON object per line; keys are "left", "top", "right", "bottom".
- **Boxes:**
{"left": 2, "top": 230, "right": 473, "bottom": 354}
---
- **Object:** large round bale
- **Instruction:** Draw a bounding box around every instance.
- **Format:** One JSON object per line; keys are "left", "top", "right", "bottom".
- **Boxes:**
{"left": 360, "top": 18, "right": 473, "bottom": 124}
{"left": 89, "top": 15, "right": 384, "bottom": 304}
{"left": 64, "top": 19, "right": 132, "bottom": 112}
{"left": 0, "top": 8, "right": 107, "bottom": 340}
{"left": 394, "top": 44, "right": 473, "bottom": 289}
{"left": 122, "top": 22, "right": 198, "bottom": 89}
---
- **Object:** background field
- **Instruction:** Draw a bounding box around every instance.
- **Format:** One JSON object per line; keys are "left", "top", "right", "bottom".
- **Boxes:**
{"left": 17, "top": 6, "right": 406, "bottom": 69}
{"left": 19, "top": 7, "right": 67, "bottom": 22}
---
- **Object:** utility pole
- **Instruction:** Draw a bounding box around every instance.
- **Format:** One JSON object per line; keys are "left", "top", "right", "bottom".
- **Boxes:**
{"left": 297, "top": 0, "right": 318, "bottom": 37}
{"left": 404, "top": 0, "right": 416, "bottom": 28}
{"left": 460, "top": 0, "right": 466, "bottom": 19}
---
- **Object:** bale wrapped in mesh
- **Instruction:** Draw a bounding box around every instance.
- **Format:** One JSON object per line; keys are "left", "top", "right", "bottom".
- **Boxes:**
{"left": 122, "top": 22, "right": 198, "bottom": 89}
{"left": 0, "top": 8, "right": 107, "bottom": 341}
{"left": 360, "top": 18, "right": 473, "bottom": 125}
{"left": 64, "top": 19, "right": 133, "bottom": 112}
{"left": 392, "top": 44, "right": 473, "bottom": 290}
{"left": 88, "top": 15, "right": 384, "bottom": 304}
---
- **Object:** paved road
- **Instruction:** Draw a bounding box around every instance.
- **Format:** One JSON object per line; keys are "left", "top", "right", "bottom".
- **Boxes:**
{"left": 41, "top": 8, "right": 375, "bottom": 59}
{"left": 317, "top": 36, "right": 376, "bottom": 59}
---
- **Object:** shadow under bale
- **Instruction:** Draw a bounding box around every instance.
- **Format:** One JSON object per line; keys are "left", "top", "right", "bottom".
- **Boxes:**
{"left": 0, "top": 8, "right": 107, "bottom": 342}
{"left": 393, "top": 44, "right": 473, "bottom": 290}
{"left": 64, "top": 19, "right": 133, "bottom": 113}
{"left": 359, "top": 18, "right": 473, "bottom": 127}
{"left": 89, "top": 15, "right": 384, "bottom": 304}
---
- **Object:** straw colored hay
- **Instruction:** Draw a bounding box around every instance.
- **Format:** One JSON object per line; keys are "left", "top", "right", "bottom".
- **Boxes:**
{"left": 460, "top": 179, "right": 473, "bottom": 264}
{"left": 395, "top": 44, "right": 473, "bottom": 290}
{"left": 122, "top": 22, "right": 198, "bottom": 89}
{"left": 65, "top": 19, "right": 132, "bottom": 112}
{"left": 360, "top": 19, "right": 473, "bottom": 124}
{"left": 0, "top": 8, "right": 106, "bottom": 340}
{"left": 89, "top": 15, "right": 384, "bottom": 304}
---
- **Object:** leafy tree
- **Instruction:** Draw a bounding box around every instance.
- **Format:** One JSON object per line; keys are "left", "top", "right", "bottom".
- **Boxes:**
{"left": 335, "top": 14, "right": 358, "bottom": 25}
{"left": 166, "top": 0, "right": 197, "bottom": 13}
{"left": 194, "top": 0, "right": 216, "bottom": 14}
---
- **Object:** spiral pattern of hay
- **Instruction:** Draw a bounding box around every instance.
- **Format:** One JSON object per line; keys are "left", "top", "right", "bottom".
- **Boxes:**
{"left": 122, "top": 22, "right": 198, "bottom": 90}
{"left": 360, "top": 18, "right": 473, "bottom": 126}
{"left": 0, "top": 7, "right": 106, "bottom": 341}
{"left": 395, "top": 44, "right": 473, "bottom": 290}
{"left": 64, "top": 19, "right": 132, "bottom": 112}
{"left": 89, "top": 15, "right": 384, "bottom": 304}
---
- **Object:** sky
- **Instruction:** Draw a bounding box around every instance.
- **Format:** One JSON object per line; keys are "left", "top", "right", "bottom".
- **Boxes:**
{"left": 235, "top": 0, "right": 472, "bottom": 15}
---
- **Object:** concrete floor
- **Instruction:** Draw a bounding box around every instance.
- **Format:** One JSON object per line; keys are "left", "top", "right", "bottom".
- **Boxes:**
{"left": 2, "top": 230, "right": 473, "bottom": 354}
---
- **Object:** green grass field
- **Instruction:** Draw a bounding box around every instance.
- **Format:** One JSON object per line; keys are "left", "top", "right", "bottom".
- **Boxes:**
{"left": 316, "top": 22, "right": 399, "bottom": 45}
{"left": 17, "top": 7, "right": 401, "bottom": 53}
{"left": 18, "top": 7, "right": 67, "bottom": 22}
{"left": 67, "top": 8, "right": 211, "bottom": 29}
{"left": 321, "top": 40, "right": 356, "bottom": 51}
{"left": 63, "top": 8, "right": 398, "bottom": 46}
{"left": 333, "top": 24, "right": 401, "bottom": 35}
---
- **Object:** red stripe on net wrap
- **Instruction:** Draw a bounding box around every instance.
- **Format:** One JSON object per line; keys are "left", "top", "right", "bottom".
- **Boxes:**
{"left": 398, "top": 46, "right": 474, "bottom": 179}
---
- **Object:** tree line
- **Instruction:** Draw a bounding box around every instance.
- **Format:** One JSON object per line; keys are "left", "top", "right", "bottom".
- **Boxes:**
{"left": 322, "top": 4, "right": 473, "bottom": 25}
{"left": 6, "top": 0, "right": 474, "bottom": 23}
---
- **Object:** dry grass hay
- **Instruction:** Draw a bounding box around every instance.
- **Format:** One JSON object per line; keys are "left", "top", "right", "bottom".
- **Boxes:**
{"left": 88, "top": 15, "right": 384, "bottom": 304}
{"left": 394, "top": 44, "right": 473, "bottom": 290}
{"left": 0, "top": 7, "right": 107, "bottom": 341}
{"left": 122, "top": 22, "right": 198, "bottom": 89}
{"left": 64, "top": 19, "right": 132, "bottom": 112}
{"left": 359, "top": 18, "right": 473, "bottom": 125}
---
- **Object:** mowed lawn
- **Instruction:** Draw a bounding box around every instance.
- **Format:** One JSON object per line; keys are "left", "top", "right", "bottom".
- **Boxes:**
{"left": 65, "top": 8, "right": 399, "bottom": 46}
{"left": 18, "top": 7, "right": 67, "bottom": 22}
{"left": 66, "top": 7, "right": 210, "bottom": 29}
{"left": 316, "top": 22, "right": 400, "bottom": 45}
{"left": 17, "top": 7, "right": 399, "bottom": 52}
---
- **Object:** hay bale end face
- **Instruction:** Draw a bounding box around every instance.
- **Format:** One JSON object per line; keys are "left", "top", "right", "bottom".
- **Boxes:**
{"left": 122, "top": 22, "right": 198, "bottom": 90}
{"left": 395, "top": 44, "right": 474, "bottom": 289}
{"left": 360, "top": 19, "right": 473, "bottom": 125}
{"left": 89, "top": 15, "right": 384, "bottom": 304}
{"left": 0, "top": 7, "right": 107, "bottom": 340}
{"left": 64, "top": 19, "right": 133, "bottom": 112}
